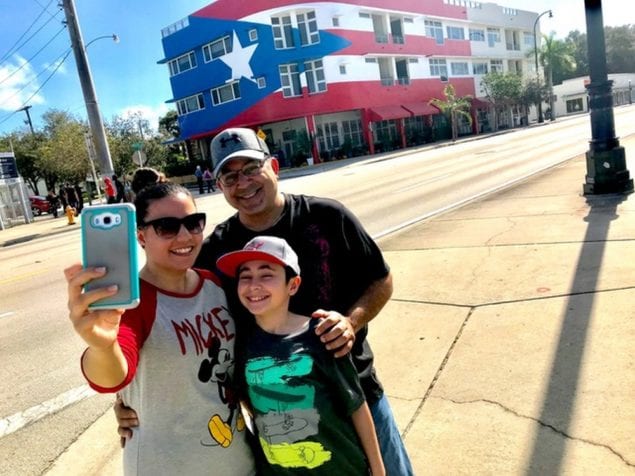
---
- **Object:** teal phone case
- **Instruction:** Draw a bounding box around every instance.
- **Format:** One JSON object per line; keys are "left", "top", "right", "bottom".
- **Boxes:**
{"left": 81, "top": 203, "right": 140, "bottom": 309}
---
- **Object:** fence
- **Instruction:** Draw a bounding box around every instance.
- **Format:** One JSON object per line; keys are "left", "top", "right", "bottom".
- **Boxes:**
{"left": 0, "top": 178, "right": 32, "bottom": 230}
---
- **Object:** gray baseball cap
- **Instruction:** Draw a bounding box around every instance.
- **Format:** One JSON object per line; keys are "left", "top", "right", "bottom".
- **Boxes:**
{"left": 211, "top": 128, "right": 270, "bottom": 178}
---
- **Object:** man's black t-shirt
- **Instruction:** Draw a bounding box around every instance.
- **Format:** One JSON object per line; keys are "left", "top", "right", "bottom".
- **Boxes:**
{"left": 196, "top": 193, "right": 389, "bottom": 403}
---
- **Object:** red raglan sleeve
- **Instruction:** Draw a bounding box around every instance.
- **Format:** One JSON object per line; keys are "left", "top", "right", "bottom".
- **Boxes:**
{"left": 82, "top": 282, "right": 157, "bottom": 393}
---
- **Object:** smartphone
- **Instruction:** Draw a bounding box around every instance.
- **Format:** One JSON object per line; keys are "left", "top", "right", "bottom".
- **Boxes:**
{"left": 81, "top": 203, "right": 140, "bottom": 310}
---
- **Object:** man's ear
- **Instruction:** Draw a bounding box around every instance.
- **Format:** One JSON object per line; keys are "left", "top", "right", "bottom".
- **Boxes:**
{"left": 270, "top": 157, "right": 280, "bottom": 175}
{"left": 288, "top": 275, "right": 301, "bottom": 296}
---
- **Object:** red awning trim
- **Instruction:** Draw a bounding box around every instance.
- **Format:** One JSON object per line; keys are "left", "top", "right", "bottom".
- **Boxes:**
{"left": 471, "top": 98, "right": 491, "bottom": 109}
{"left": 402, "top": 102, "right": 440, "bottom": 116}
{"left": 367, "top": 105, "right": 410, "bottom": 121}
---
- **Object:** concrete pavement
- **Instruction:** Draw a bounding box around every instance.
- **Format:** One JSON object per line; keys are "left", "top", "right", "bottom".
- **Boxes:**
{"left": 3, "top": 135, "right": 634, "bottom": 475}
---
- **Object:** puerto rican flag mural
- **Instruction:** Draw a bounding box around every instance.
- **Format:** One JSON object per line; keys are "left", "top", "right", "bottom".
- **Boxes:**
{"left": 160, "top": 0, "right": 534, "bottom": 142}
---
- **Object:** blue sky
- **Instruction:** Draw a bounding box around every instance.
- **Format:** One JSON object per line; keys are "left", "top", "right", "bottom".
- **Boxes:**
{"left": 0, "top": 0, "right": 632, "bottom": 136}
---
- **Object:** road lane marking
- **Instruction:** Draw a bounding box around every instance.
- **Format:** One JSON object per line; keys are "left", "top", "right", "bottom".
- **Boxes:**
{"left": 0, "top": 385, "right": 95, "bottom": 439}
{"left": 0, "top": 269, "right": 51, "bottom": 286}
{"left": 0, "top": 312, "right": 15, "bottom": 319}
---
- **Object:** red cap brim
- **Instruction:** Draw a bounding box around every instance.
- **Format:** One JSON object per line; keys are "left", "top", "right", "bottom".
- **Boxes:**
{"left": 216, "top": 250, "right": 287, "bottom": 277}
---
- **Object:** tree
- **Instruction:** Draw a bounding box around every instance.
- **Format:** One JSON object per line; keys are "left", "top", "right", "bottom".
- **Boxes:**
{"left": 605, "top": 25, "right": 635, "bottom": 74}
{"left": 565, "top": 30, "right": 589, "bottom": 78}
{"left": 535, "top": 34, "right": 576, "bottom": 119}
{"left": 520, "top": 78, "right": 548, "bottom": 124}
{"left": 429, "top": 84, "right": 473, "bottom": 141}
{"left": 480, "top": 72, "right": 522, "bottom": 131}
{"left": 38, "top": 110, "right": 89, "bottom": 186}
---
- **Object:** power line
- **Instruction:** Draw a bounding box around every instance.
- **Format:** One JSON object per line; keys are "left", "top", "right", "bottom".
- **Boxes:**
{"left": 0, "top": 2, "right": 62, "bottom": 66}
{"left": 0, "top": 48, "right": 73, "bottom": 128}
{"left": 0, "top": 24, "right": 67, "bottom": 87}
{"left": 0, "top": 46, "right": 72, "bottom": 109}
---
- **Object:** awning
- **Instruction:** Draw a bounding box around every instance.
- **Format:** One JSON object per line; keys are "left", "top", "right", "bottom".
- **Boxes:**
{"left": 471, "top": 98, "right": 491, "bottom": 109}
{"left": 367, "top": 105, "right": 410, "bottom": 122}
{"left": 402, "top": 102, "right": 440, "bottom": 116}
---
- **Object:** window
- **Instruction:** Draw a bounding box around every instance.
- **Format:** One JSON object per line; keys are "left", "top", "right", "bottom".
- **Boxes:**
{"left": 490, "top": 59, "right": 503, "bottom": 73}
{"left": 374, "top": 120, "right": 398, "bottom": 142}
{"left": 297, "top": 11, "right": 319, "bottom": 46}
{"left": 365, "top": 57, "right": 377, "bottom": 63}
{"left": 425, "top": 20, "right": 444, "bottom": 44}
{"left": 472, "top": 62, "right": 488, "bottom": 74}
{"left": 317, "top": 122, "right": 340, "bottom": 151}
{"left": 409, "top": 58, "right": 419, "bottom": 63}
{"left": 359, "top": 12, "right": 371, "bottom": 19}
{"left": 566, "top": 98, "right": 583, "bottom": 113}
{"left": 342, "top": 119, "right": 364, "bottom": 146}
{"left": 211, "top": 81, "right": 240, "bottom": 105}
{"left": 168, "top": 51, "right": 196, "bottom": 76}
{"left": 332, "top": 17, "right": 340, "bottom": 27}
{"left": 487, "top": 28, "right": 500, "bottom": 47}
{"left": 272, "top": 15, "right": 294, "bottom": 49}
{"left": 451, "top": 62, "right": 469, "bottom": 75}
{"left": 469, "top": 28, "right": 484, "bottom": 41}
{"left": 249, "top": 29, "right": 258, "bottom": 42}
{"left": 429, "top": 58, "right": 448, "bottom": 77}
{"left": 176, "top": 93, "right": 204, "bottom": 115}
{"left": 305, "top": 59, "right": 326, "bottom": 94}
{"left": 279, "top": 63, "right": 301, "bottom": 97}
{"left": 446, "top": 26, "right": 465, "bottom": 40}
{"left": 404, "top": 17, "right": 414, "bottom": 24}
{"left": 339, "top": 64, "right": 347, "bottom": 74}
{"left": 523, "top": 32, "right": 534, "bottom": 47}
{"left": 203, "top": 36, "right": 232, "bottom": 62}
{"left": 257, "top": 77, "right": 266, "bottom": 89}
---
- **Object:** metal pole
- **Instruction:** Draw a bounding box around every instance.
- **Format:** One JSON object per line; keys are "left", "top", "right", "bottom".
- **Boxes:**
{"left": 533, "top": 10, "right": 552, "bottom": 123}
{"left": 583, "top": 0, "right": 633, "bottom": 194}
{"left": 62, "top": 0, "right": 114, "bottom": 177}
{"left": 18, "top": 105, "right": 34, "bottom": 134}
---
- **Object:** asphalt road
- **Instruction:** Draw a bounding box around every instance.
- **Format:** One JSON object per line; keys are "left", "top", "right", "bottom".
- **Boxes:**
{"left": 1, "top": 106, "right": 635, "bottom": 475}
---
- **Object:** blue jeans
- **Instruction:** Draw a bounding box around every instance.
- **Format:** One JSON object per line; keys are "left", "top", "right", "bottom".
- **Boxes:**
{"left": 369, "top": 394, "right": 414, "bottom": 476}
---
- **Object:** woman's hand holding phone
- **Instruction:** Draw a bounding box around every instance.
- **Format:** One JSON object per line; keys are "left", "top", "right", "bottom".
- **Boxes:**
{"left": 65, "top": 263, "right": 125, "bottom": 350}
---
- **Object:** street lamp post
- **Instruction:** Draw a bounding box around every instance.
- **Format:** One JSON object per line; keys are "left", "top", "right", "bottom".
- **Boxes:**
{"left": 583, "top": 0, "right": 633, "bottom": 195}
{"left": 533, "top": 10, "right": 552, "bottom": 123}
{"left": 629, "top": 80, "right": 633, "bottom": 105}
{"left": 62, "top": 0, "right": 115, "bottom": 177}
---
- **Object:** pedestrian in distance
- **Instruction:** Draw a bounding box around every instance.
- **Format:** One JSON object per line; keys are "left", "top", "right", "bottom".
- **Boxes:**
{"left": 74, "top": 183, "right": 84, "bottom": 213}
{"left": 194, "top": 164, "right": 204, "bottom": 194}
{"left": 104, "top": 176, "right": 117, "bottom": 204}
{"left": 113, "top": 175, "right": 125, "bottom": 203}
{"left": 64, "top": 169, "right": 256, "bottom": 475}
{"left": 203, "top": 166, "right": 215, "bottom": 193}
{"left": 46, "top": 190, "right": 60, "bottom": 218}
{"left": 114, "top": 127, "right": 414, "bottom": 475}
{"left": 216, "top": 235, "right": 385, "bottom": 475}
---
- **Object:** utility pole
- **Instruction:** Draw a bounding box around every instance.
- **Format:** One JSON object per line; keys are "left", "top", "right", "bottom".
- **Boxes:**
{"left": 62, "top": 0, "right": 114, "bottom": 177}
{"left": 18, "top": 105, "right": 34, "bottom": 134}
{"left": 582, "top": 0, "right": 633, "bottom": 195}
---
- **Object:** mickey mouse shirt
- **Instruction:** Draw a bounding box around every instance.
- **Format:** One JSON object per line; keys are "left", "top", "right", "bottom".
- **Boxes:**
{"left": 82, "top": 270, "right": 255, "bottom": 476}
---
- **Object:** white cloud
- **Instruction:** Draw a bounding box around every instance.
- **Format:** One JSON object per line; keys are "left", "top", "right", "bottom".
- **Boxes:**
{"left": 0, "top": 55, "right": 45, "bottom": 111}
{"left": 117, "top": 103, "right": 174, "bottom": 134}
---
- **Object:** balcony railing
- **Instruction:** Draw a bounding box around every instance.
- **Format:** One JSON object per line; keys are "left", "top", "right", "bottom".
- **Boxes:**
{"left": 392, "top": 35, "right": 404, "bottom": 44}
{"left": 380, "top": 77, "right": 395, "bottom": 86}
{"left": 397, "top": 77, "right": 410, "bottom": 85}
{"left": 375, "top": 34, "right": 389, "bottom": 44}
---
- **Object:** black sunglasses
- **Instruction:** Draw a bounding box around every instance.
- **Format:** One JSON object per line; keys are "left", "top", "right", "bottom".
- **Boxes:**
{"left": 141, "top": 213, "right": 206, "bottom": 238}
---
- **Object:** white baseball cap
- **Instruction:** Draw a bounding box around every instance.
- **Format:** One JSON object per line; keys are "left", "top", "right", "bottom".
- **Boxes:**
{"left": 216, "top": 236, "right": 300, "bottom": 277}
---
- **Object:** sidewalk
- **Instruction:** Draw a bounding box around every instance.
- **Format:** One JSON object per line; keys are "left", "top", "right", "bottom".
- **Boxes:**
{"left": 31, "top": 136, "right": 635, "bottom": 474}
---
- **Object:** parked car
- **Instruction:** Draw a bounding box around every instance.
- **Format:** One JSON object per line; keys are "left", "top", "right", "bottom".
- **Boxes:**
{"left": 29, "top": 195, "right": 58, "bottom": 217}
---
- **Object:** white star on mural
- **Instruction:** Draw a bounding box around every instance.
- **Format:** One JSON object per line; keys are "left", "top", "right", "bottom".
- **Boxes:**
{"left": 221, "top": 31, "right": 258, "bottom": 83}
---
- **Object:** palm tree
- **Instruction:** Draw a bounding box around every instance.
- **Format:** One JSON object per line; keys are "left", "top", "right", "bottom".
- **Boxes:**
{"left": 429, "top": 84, "right": 473, "bottom": 141}
{"left": 537, "top": 34, "right": 576, "bottom": 120}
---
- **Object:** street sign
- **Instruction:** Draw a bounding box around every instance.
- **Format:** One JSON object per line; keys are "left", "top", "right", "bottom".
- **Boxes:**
{"left": 132, "top": 150, "right": 146, "bottom": 166}
{"left": 0, "top": 152, "right": 18, "bottom": 179}
{"left": 257, "top": 129, "right": 266, "bottom": 140}
{"left": 132, "top": 142, "right": 144, "bottom": 151}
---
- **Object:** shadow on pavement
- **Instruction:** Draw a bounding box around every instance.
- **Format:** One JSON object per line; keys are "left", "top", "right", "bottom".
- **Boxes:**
{"left": 525, "top": 193, "right": 627, "bottom": 474}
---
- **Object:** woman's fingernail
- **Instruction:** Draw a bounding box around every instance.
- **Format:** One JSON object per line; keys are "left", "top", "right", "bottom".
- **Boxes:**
{"left": 95, "top": 267, "right": 106, "bottom": 273}
{"left": 107, "top": 285, "right": 118, "bottom": 292}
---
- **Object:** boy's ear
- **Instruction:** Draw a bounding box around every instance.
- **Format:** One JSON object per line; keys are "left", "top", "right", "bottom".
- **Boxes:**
{"left": 288, "top": 275, "right": 301, "bottom": 296}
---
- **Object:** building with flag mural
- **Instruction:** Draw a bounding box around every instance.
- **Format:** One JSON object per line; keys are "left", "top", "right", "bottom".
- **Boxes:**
{"left": 159, "top": 0, "right": 540, "bottom": 166}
